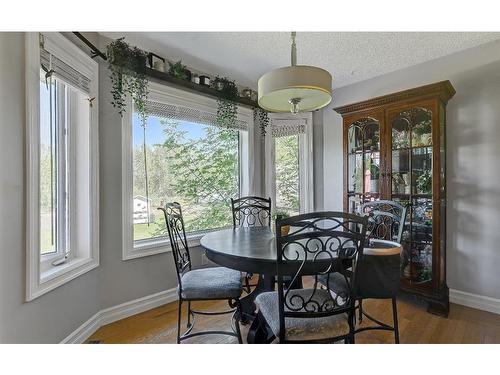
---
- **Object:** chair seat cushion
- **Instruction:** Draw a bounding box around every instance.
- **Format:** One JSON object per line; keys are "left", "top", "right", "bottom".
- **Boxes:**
{"left": 180, "top": 267, "right": 242, "bottom": 300}
{"left": 317, "top": 273, "right": 350, "bottom": 295}
{"left": 318, "top": 254, "right": 401, "bottom": 299}
{"left": 255, "top": 289, "right": 350, "bottom": 341}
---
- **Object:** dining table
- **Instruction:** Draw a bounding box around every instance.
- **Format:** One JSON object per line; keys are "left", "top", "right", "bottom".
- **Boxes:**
{"left": 200, "top": 226, "right": 402, "bottom": 343}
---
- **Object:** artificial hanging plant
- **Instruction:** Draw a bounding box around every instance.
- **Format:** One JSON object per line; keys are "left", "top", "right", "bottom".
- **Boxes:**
{"left": 106, "top": 38, "right": 149, "bottom": 125}
{"left": 254, "top": 107, "right": 270, "bottom": 137}
{"left": 212, "top": 76, "right": 239, "bottom": 128}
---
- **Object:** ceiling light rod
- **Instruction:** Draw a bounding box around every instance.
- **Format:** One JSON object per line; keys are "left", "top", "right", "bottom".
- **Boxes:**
{"left": 291, "top": 31, "right": 297, "bottom": 66}
{"left": 289, "top": 32, "right": 301, "bottom": 114}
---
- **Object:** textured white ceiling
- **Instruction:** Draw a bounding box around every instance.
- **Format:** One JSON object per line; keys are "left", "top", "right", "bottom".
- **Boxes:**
{"left": 100, "top": 32, "right": 500, "bottom": 89}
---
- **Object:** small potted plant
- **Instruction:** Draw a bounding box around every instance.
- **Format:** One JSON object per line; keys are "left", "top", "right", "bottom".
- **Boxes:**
{"left": 416, "top": 170, "right": 432, "bottom": 194}
{"left": 413, "top": 120, "right": 432, "bottom": 146}
{"left": 273, "top": 210, "right": 291, "bottom": 236}
{"left": 168, "top": 60, "right": 192, "bottom": 81}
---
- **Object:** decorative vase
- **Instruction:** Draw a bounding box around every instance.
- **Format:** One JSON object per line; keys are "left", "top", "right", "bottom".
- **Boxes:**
{"left": 214, "top": 81, "right": 224, "bottom": 91}
{"left": 370, "top": 179, "right": 379, "bottom": 193}
{"left": 421, "top": 133, "right": 432, "bottom": 145}
{"left": 199, "top": 75, "right": 210, "bottom": 86}
{"left": 153, "top": 61, "right": 165, "bottom": 72}
{"left": 280, "top": 225, "right": 290, "bottom": 236}
{"left": 241, "top": 88, "right": 252, "bottom": 99}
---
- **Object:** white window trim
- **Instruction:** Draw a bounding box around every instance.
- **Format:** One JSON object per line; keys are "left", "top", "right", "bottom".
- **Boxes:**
{"left": 25, "top": 33, "right": 99, "bottom": 301}
{"left": 122, "top": 81, "right": 254, "bottom": 260}
{"left": 264, "top": 112, "right": 314, "bottom": 214}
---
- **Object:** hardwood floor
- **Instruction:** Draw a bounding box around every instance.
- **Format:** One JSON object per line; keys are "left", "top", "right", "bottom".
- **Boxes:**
{"left": 87, "top": 291, "right": 500, "bottom": 344}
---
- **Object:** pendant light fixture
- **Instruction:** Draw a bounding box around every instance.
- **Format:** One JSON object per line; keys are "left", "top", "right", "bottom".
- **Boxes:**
{"left": 258, "top": 32, "right": 332, "bottom": 114}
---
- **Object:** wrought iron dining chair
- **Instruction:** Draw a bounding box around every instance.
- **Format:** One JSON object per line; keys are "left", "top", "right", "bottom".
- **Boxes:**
{"left": 319, "top": 200, "right": 408, "bottom": 343}
{"left": 255, "top": 212, "right": 368, "bottom": 343}
{"left": 158, "top": 202, "right": 243, "bottom": 344}
{"left": 231, "top": 196, "right": 271, "bottom": 293}
{"left": 231, "top": 196, "right": 272, "bottom": 228}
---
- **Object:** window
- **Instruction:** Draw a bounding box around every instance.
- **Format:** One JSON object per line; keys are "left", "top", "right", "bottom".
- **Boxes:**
{"left": 122, "top": 83, "right": 253, "bottom": 259}
{"left": 26, "top": 33, "right": 99, "bottom": 301}
{"left": 265, "top": 114, "right": 314, "bottom": 215}
{"left": 132, "top": 115, "right": 239, "bottom": 242}
{"left": 275, "top": 134, "right": 300, "bottom": 215}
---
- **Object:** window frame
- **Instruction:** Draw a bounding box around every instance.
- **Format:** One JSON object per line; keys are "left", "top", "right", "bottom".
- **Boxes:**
{"left": 121, "top": 81, "right": 254, "bottom": 260}
{"left": 264, "top": 112, "right": 314, "bottom": 214}
{"left": 25, "top": 32, "right": 99, "bottom": 301}
{"left": 38, "top": 79, "right": 70, "bottom": 265}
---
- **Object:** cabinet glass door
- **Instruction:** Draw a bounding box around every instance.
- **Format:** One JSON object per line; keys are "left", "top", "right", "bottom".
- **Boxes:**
{"left": 346, "top": 118, "right": 380, "bottom": 214}
{"left": 390, "top": 107, "right": 433, "bottom": 285}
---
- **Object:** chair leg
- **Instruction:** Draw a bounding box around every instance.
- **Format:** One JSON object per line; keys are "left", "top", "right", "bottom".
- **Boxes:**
{"left": 245, "top": 274, "right": 252, "bottom": 294}
{"left": 358, "top": 299, "right": 363, "bottom": 324}
{"left": 234, "top": 300, "right": 243, "bottom": 344}
{"left": 348, "top": 309, "right": 356, "bottom": 344}
{"left": 187, "top": 301, "right": 192, "bottom": 328}
{"left": 177, "top": 299, "right": 183, "bottom": 344}
{"left": 392, "top": 296, "right": 400, "bottom": 344}
{"left": 349, "top": 332, "right": 355, "bottom": 344}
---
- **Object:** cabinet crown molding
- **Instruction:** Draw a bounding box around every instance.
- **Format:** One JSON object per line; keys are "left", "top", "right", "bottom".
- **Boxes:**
{"left": 333, "top": 80, "right": 456, "bottom": 116}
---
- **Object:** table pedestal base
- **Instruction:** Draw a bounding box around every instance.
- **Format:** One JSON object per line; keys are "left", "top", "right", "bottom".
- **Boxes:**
{"left": 240, "top": 274, "right": 303, "bottom": 343}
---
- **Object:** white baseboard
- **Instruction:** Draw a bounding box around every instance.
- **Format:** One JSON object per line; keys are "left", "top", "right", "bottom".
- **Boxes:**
{"left": 61, "top": 287, "right": 500, "bottom": 343}
{"left": 450, "top": 289, "right": 500, "bottom": 315}
{"left": 61, "top": 288, "right": 178, "bottom": 343}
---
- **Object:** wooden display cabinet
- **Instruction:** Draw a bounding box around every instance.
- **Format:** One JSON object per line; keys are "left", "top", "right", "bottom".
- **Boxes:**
{"left": 334, "top": 81, "right": 455, "bottom": 316}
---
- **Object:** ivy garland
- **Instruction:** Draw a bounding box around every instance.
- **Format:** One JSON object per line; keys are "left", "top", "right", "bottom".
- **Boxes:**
{"left": 254, "top": 107, "right": 270, "bottom": 136}
{"left": 212, "top": 76, "right": 239, "bottom": 129}
{"left": 106, "top": 38, "right": 149, "bottom": 125}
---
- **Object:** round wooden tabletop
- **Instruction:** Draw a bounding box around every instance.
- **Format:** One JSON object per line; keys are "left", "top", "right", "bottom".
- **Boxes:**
{"left": 201, "top": 227, "right": 277, "bottom": 274}
{"left": 200, "top": 227, "right": 402, "bottom": 274}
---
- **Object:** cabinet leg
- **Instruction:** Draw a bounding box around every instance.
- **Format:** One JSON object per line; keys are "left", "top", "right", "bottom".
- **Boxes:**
{"left": 427, "top": 284, "right": 449, "bottom": 317}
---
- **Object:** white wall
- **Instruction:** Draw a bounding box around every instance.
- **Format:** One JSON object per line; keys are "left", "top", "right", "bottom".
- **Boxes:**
{"left": 0, "top": 33, "right": 205, "bottom": 343}
{"left": 322, "top": 39, "right": 500, "bottom": 299}
{"left": 96, "top": 35, "right": 204, "bottom": 309}
{"left": 0, "top": 33, "right": 102, "bottom": 343}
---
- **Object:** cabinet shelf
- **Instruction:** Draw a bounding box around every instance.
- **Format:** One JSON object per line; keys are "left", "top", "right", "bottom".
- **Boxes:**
{"left": 348, "top": 149, "right": 380, "bottom": 155}
{"left": 392, "top": 145, "right": 433, "bottom": 152}
{"left": 390, "top": 193, "right": 432, "bottom": 199}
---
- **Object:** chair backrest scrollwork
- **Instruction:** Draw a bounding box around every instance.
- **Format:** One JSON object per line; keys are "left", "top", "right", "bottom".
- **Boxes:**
{"left": 275, "top": 211, "right": 368, "bottom": 342}
{"left": 231, "top": 196, "right": 272, "bottom": 228}
{"left": 158, "top": 202, "right": 191, "bottom": 288}
{"left": 360, "top": 200, "right": 408, "bottom": 243}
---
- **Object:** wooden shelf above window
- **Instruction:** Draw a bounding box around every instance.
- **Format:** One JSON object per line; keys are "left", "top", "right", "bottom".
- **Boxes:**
{"left": 145, "top": 68, "right": 258, "bottom": 108}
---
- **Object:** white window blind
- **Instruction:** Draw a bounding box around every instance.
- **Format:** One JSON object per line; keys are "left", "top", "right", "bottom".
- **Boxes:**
{"left": 144, "top": 99, "right": 249, "bottom": 131}
{"left": 40, "top": 47, "right": 91, "bottom": 94}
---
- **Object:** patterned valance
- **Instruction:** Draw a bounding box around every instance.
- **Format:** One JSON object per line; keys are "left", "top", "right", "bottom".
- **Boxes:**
{"left": 144, "top": 99, "right": 248, "bottom": 131}
{"left": 271, "top": 118, "right": 307, "bottom": 138}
